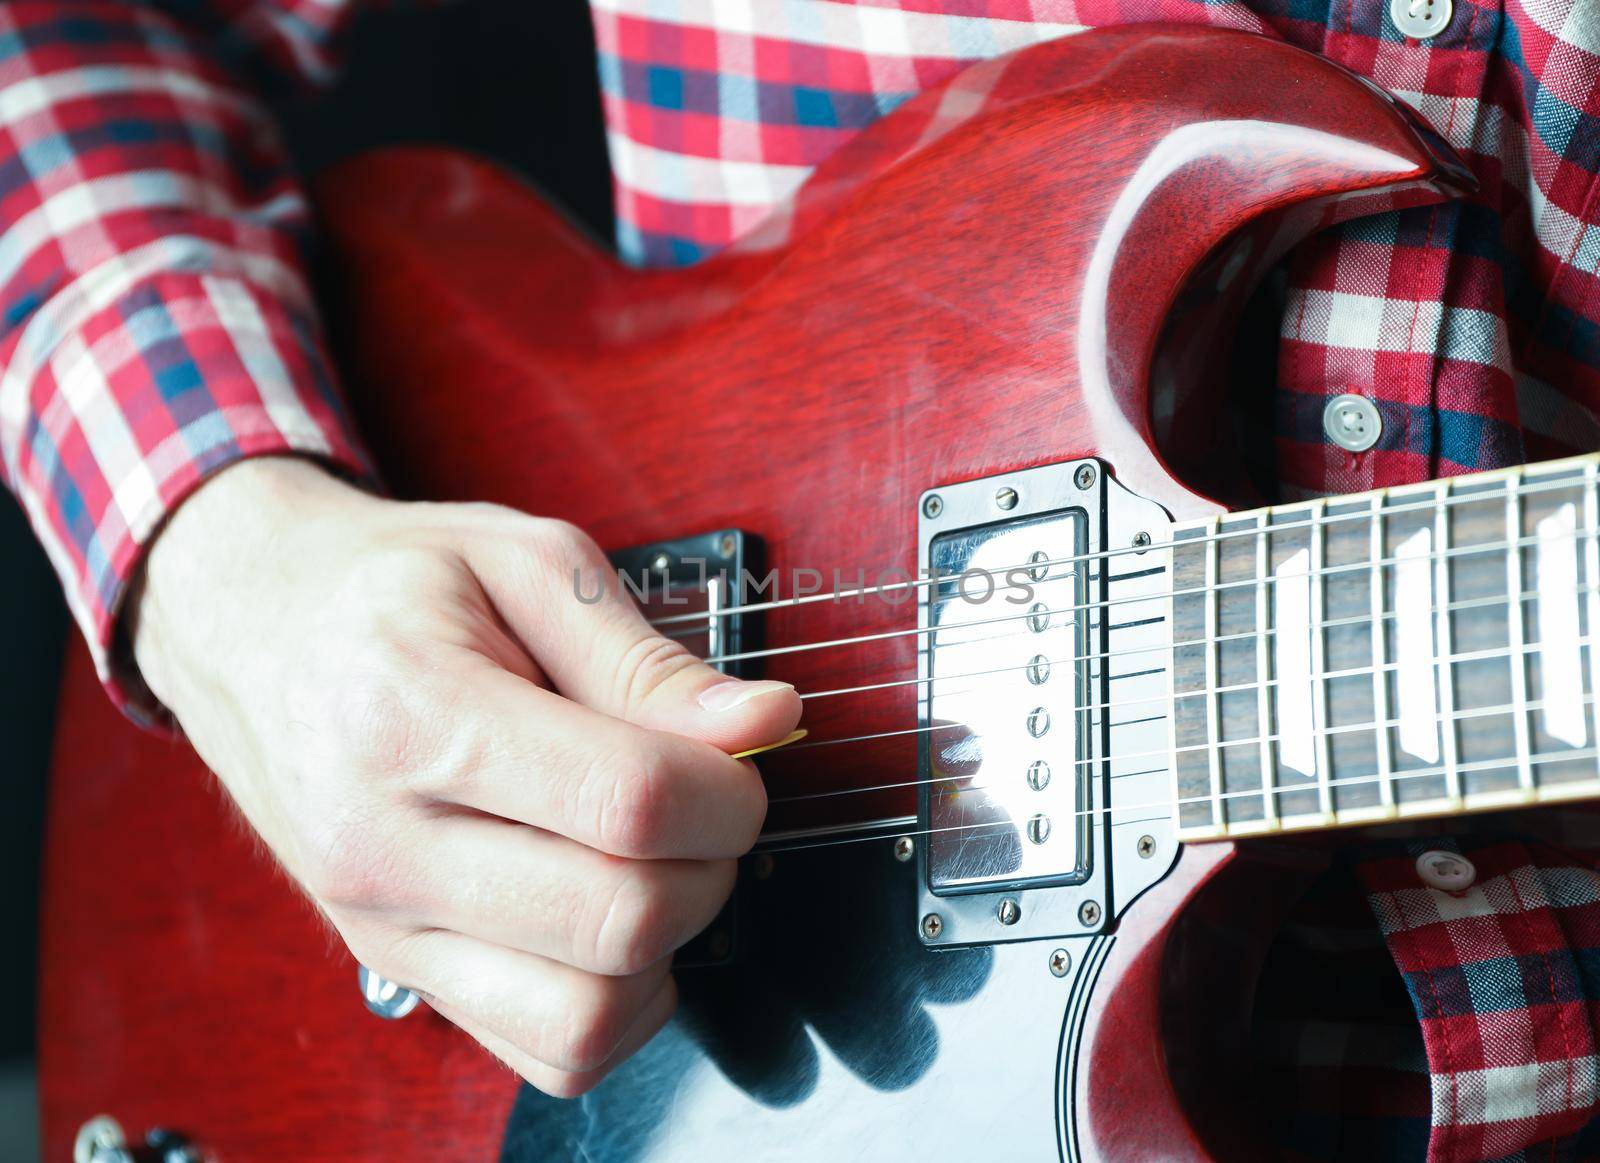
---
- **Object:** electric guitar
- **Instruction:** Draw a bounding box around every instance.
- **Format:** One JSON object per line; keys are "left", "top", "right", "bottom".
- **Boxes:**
{"left": 41, "top": 24, "right": 1600, "bottom": 1162}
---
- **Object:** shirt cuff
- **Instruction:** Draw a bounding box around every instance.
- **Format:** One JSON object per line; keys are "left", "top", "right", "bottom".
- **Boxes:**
{"left": 3, "top": 269, "right": 374, "bottom": 726}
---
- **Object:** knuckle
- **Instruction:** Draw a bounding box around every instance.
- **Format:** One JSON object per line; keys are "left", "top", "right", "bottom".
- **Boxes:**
{"left": 525, "top": 517, "right": 603, "bottom": 571}
{"left": 589, "top": 873, "right": 676, "bottom": 975}
{"left": 595, "top": 750, "right": 674, "bottom": 858}
{"left": 323, "top": 646, "right": 483, "bottom": 799}
{"left": 303, "top": 813, "right": 403, "bottom": 912}
{"left": 614, "top": 635, "right": 699, "bottom": 716}
{"left": 553, "top": 981, "right": 631, "bottom": 1073}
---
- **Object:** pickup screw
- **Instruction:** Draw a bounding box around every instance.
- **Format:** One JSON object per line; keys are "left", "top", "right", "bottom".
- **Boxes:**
{"left": 1074, "top": 464, "right": 1097, "bottom": 490}
{"left": 923, "top": 494, "right": 943, "bottom": 518}
{"left": 1049, "top": 948, "right": 1072, "bottom": 978}
{"left": 995, "top": 486, "right": 1019, "bottom": 511}
{"left": 750, "top": 852, "right": 775, "bottom": 879}
{"left": 1137, "top": 835, "right": 1157, "bottom": 858}
{"left": 921, "top": 912, "right": 944, "bottom": 940}
{"left": 1079, "top": 900, "right": 1102, "bottom": 927}
{"left": 718, "top": 533, "right": 737, "bottom": 558}
{"left": 1132, "top": 532, "right": 1151, "bottom": 552}
{"left": 893, "top": 836, "right": 915, "bottom": 862}
{"left": 997, "top": 898, "right": 1021, "bottom": 926}
{"left": 650, "top": 551, "right": 671, "bottom": 573}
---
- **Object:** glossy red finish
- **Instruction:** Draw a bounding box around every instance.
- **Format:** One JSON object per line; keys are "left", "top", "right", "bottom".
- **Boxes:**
{"left": 39, "top": 26, "right": 1469, "bottom": 1161}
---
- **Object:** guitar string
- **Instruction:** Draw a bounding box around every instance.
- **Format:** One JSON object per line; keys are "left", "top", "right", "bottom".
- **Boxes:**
{"left": 643, "top": 467, "right": 1594, "bottom": 630}
{"left": 754, "top": 742, "right": 1600, "bottom": 855}
{"left": 765, "top": 634, "right": 1600, "bottom": 806}
{"left": 780, "top": 582, "right": 1535, "bottom": 755}
{"left": 703, "top": 523, "right": 1588, "bottom": 677}
{"left": 788, "top": 538, "right": 1594, "bottom": 707}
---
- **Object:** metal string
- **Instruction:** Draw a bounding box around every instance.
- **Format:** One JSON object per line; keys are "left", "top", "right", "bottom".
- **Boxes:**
{"left": 644, "top": 467, "right": 1593, "bottom": 630}
{"left": 766, "top": 636, "right": 1599, "bottom": 806}
{"left": 755, "top": 737, "right": 1600, "bottom": 856}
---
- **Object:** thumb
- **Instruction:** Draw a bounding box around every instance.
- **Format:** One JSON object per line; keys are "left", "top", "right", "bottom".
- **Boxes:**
{"left": 470, "top": 518, "right": 803, "bottom": 754}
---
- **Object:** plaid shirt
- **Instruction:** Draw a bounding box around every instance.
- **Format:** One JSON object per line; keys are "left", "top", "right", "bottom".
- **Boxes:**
{"left": 3, "top": 1, "right": 1600, "bottom": 1159}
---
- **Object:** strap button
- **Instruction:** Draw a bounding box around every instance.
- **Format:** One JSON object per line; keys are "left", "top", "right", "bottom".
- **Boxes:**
{"left": 1323, "top": 393, "right": 1382, "bottom": 453}
{"left": 1391, "top": 0, "right": 1452, "bottom": 40}
{"left": 1416, "top": 849, "right": 1476, "bottom": 892}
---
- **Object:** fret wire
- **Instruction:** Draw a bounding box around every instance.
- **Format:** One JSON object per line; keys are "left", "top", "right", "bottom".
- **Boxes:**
{"left": 1505, "top": 477, "right": 1534, "bottom": 791}
{"left": 1369, "top": 496, "right": 1395, "bottom": 809}
{"left": 660, "top": 459, "right": 1596, "bottom": 631}
{"left": 710, "top": 515, "right": 1593, "bottom": 672}
{"left": 1585, "top": 461, "right": 1600, "bottom": 773}
{"left": 1255, "top": 514, "right": 1277, "bottom": 827}
{"left": 765, "top": 743, "right": 1600, "bottom": 855}
{"left": 1204, "top": 519, "right": 1224, "bottom": 831}
{"left": 1434, "top": 481, "right": 1462, "bottom": 804}
{"left": 1310, "top": 499, "right": 1333, "bottom": 818}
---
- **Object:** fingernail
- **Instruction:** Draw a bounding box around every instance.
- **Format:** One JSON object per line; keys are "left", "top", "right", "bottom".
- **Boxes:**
{"left": 698, "top": 679, "right": 795, "bottom": 712}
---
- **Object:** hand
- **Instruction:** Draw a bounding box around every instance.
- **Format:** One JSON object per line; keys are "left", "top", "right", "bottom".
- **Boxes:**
{"left": 130, "top": 458, "right": 801, "bottom": 1096}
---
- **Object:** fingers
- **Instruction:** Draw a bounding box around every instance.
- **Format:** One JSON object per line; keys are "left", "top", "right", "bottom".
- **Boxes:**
{"left": 467, "top": 519, "right": 803, "bottom": 753}
{"left": 424, "top": 664, "right": 769, "bottom": 859}
{"left": 430, "top": 973, "right": 678, "bottom": 1098}
{"left": 378, "top": 929, "right": 673, "bottom": 1079}
{"left": 414, "top": 813, "right": 736, "bottom": 974}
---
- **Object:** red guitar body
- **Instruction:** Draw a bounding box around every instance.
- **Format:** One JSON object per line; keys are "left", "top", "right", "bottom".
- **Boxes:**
{"left": 38, "top": 26, "right": 1471, "bottom": 1162}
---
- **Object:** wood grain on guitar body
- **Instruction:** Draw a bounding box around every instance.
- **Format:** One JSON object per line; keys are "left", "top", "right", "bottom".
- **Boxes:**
{"left": 41, "top": 23, "right": 1596, "bottom": 1163}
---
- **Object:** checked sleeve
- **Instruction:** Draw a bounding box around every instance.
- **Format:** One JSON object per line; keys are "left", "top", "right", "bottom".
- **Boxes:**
{"left": 0, "top": 1, "right": 372, "bottom": 722}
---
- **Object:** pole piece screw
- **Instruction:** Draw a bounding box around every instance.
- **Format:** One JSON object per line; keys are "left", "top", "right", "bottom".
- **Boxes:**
{"left": 921, "top": 912, "right": 944, "bottom": 940}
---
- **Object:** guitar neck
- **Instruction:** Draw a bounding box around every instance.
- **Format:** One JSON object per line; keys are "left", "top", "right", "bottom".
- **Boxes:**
{"left": 1168, "top": 453, "right": 1600, "bottom": 842}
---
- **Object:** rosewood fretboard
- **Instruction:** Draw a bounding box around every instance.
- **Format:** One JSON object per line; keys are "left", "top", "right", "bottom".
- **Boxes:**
{"left": 1169, "top": 454, "right": 1600, "bottom": 841}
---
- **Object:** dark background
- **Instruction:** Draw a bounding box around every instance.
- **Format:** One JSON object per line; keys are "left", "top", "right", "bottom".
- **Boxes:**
{"left": 0, "top": 1, "right": 612, "bottom": 1153}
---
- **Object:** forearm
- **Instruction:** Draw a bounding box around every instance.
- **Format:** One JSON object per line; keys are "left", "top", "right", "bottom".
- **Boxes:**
{"left": 0, "top": 1, "right": 371, "bottom": 721}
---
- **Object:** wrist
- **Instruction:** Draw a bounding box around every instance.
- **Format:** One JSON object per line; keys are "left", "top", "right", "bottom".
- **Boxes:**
{"left": 129, "top": 457, "right": 377, "bottom": 709}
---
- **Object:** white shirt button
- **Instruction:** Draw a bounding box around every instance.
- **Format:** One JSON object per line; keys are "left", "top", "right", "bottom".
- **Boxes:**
{"left": 1323, "top": 393, "right": 1383, "bottom": 453}
{"left": 1391, "top": 0, "right": 1452, "bottom": 39}
{"left": 1416, "top": 849, "right": 1476, "bottom": 892}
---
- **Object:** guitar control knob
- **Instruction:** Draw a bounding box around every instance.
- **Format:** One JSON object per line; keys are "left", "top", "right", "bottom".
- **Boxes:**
{"left": 358, "top": 963, "right": 422, "bottom": 1019}
{"left": 74, "top": 1117, "right": 199, "bottom": 1163}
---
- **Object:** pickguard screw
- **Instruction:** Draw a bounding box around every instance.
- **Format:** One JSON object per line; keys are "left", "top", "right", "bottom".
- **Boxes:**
{"left": 650, "top": 551, "right": 671, "bottom": 573}
{"left": 1079, "top": 900, "right": 1102, "bottom": 928}
{"left": 997, "top": 898, "right": 1021, "bottom": 926}
{"left": 1137, "top": 835, "right": 1157, "bottom": 859}
{"left": 893, "top": 836, "right": 915, "bottom": 862}
{"left": 995, "top": 486, "right": 1019, "bottom": 511}
{"left": 718, "top": 533, "right": 737, "bottom": 558}
{"left": 1132, "top": 532, "right": 1151, "bottom": 552}
{"left": 1074, "top": 464, "right": 1097, "bottom": 490}
{"left": 751, "top": 852, "right": 775, "bottom": 880}
{"left": 921, "top": 912, "right": 944, "bottom": 940}
{"left": 1049, "top": 948, "right": 1072, "bottom": 978}
{"left": 923, "top": 494, "right": 943, "bottom": 518}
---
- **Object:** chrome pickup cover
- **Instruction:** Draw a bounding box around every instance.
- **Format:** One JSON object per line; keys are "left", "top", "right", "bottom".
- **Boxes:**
{"left": 915, "top": 460, "right": 1178, "bottom": 947}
